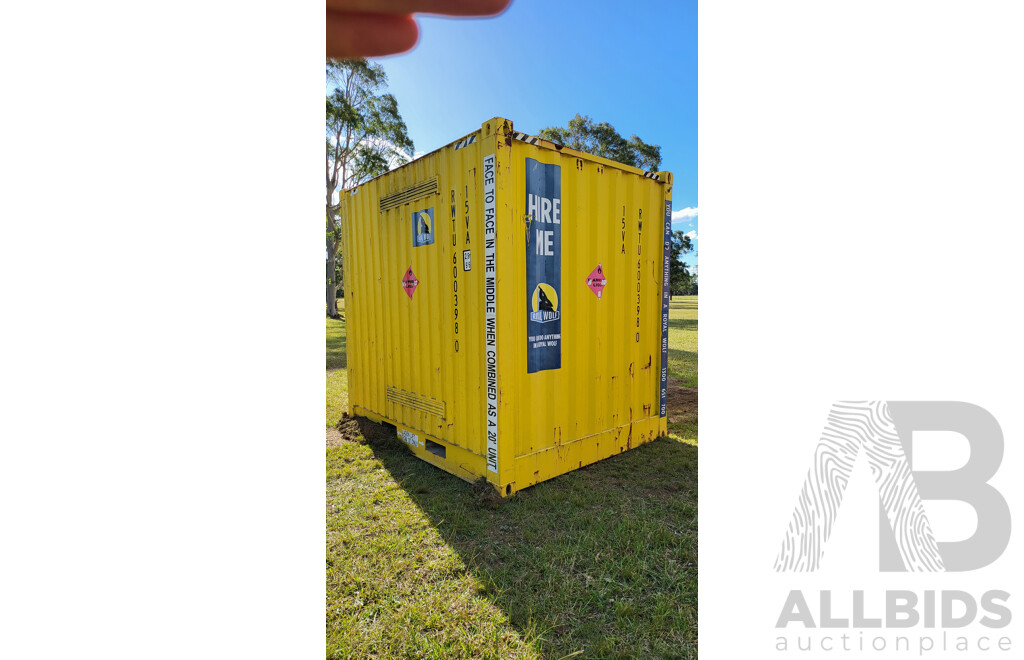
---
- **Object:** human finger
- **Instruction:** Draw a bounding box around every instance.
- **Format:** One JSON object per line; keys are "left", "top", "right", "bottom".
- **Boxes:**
{"left": 326, "top": 11, "right": 419, "bottom": 58}
{"left": 325, "top": 0, "right": 510, "bottom": 17}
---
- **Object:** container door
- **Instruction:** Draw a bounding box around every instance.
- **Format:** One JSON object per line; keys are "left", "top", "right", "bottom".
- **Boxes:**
{"left": 376, "top": 177, "right": 449, "bottom": 438}
{"left": 511, "top": 141, "right": 667, "bottom": 468}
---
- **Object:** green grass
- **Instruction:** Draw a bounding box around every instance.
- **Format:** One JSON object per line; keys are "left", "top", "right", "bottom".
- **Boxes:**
{"left": 327, "top": 296, "right": 697, "bottom": 659}
{"left": 667, "top": 297, "right": 697, "bottom": 389}
{"left": 326, "top": 298, "right": 347, "bottom": 427}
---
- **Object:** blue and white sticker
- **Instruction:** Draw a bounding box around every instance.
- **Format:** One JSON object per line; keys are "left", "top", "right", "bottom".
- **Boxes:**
{"left": 412, "top": 207, "right": 435, "bottom": 247}
{"left": 400, "top": 429, "right": 419, "bottom": 447}
{"left": 525, "top": 158, "right": 561, "bottom": 373}
{"left": 660, "top": 200, "right": 671, "bottom": 418}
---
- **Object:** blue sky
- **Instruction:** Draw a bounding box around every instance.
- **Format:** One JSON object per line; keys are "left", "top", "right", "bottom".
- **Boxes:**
{"left": 370, "top": 0, "right": 697, "bottom": 275}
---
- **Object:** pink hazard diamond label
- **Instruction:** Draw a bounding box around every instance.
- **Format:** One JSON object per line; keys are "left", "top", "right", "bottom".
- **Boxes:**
{"left": 402, "top": 266, "right": 419, "bottom": 299}
{"left": 586, "top": 264, "right": 607, "bottom": 299}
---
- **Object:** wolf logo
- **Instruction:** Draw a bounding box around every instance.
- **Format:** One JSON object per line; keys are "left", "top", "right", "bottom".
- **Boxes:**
{"left": 413, "top": 208, "right": 435, "bottom": 246}
{"left": 537, "top": 286, "right": 554, "bottom": 311}
{"left": 529, "top": 283, "right": 560, "bottom": 323}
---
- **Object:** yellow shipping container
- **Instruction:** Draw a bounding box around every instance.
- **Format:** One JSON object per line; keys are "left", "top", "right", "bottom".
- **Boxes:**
{"left": 340, "top": 117, "right": 672, "bottom": 496}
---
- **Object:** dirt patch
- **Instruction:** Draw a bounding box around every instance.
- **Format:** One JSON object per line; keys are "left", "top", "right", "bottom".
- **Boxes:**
{"left": 326, "top": 427, "right": 347, "bottom": 448}
{"left": 471, "top": 477, "right": 505, "bottom": 509}
{"left": 330, "top": 413, "right": 398, "bottom": 448}
{"left": 667, "top": 380, "right": 697, "bottom": 425}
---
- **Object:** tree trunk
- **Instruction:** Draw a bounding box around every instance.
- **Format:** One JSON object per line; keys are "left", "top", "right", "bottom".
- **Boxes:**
{"left": 327, "top": 247, "right": 338, "bottom": 317}
{"left": 326, "top": 184, "right": 342, "bottom": 318}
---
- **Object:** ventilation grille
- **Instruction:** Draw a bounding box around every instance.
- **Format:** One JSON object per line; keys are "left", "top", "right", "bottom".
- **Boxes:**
{"left": 379, "top": 177, "right": 439, "bottom": 212}
{"left": 386, "top": 387, "right": 446, "bottom": 418}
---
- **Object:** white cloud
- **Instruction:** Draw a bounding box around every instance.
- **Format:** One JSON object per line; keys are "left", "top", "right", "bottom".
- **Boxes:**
{"left": 684, "top": 230, "right": 697, "bottom": 241}
{"left": 672, "top": 206, "right": 698, "bottom": 222}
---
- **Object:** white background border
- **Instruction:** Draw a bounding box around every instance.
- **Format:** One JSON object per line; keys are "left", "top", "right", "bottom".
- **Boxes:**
{"left": 701, "top": 1, "right": 1024, "bottom": 658}
{"left": 1, "top": 2, "right": 324, "bottom": 657}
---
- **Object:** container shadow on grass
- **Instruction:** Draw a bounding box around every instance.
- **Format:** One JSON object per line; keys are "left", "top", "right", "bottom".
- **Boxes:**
{"left": 366, "top": 425, "right": 699, "bottom": 659}
{"left": 668, "top": 348, "right": 696, "bottom": 364}
{"left": 667, "top": 318, "right": 697, "bottom": 332}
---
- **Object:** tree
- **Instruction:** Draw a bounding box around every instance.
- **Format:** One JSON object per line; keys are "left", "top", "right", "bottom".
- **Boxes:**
{"left": 326, "top": 59, "right": 414, "bottom": 317}
{"left": 670, "top": 230, "right": 694, "bottom": 297}
{"left": 536, "top": 114, "right": 661, "bottom": 170}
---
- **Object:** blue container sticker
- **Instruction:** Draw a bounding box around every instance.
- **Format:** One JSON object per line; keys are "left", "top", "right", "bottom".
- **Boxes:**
{"left": 525, "top": 158, "right": 561, "bottom": 373}
{"left": 412, "top": 207, "right": 435, "bottom": 247}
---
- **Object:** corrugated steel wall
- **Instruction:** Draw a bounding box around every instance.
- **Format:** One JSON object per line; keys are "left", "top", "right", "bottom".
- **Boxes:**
{"left": 343, "top": 123, "right": 493, "bottom": 469}
{"left": 502, "top": 137, "right": 668, "bottom": 462}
